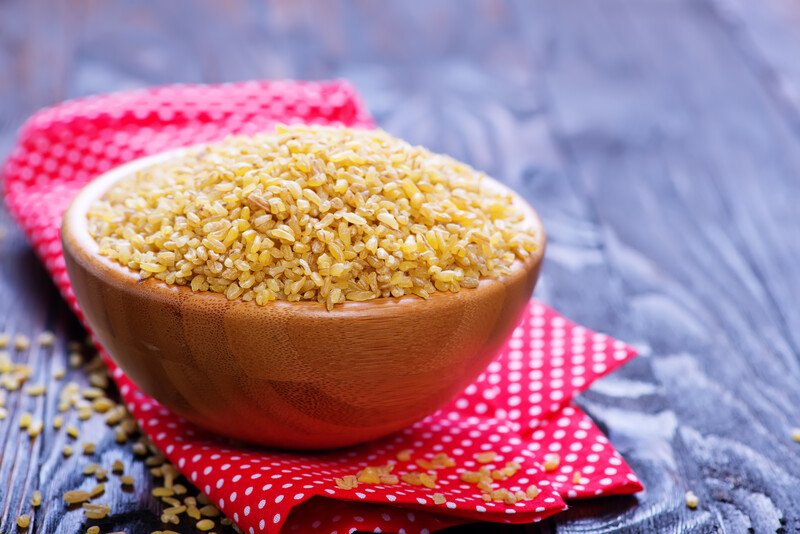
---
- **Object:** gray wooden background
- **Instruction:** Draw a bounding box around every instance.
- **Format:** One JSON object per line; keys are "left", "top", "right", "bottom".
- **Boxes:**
{"left": 1, "top": 0, "right": 799, "bottom": 532}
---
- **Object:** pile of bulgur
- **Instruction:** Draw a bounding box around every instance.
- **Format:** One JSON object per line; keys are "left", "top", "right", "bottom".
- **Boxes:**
{"left": 88, "top": 125, "right": 539, "bottom": 309}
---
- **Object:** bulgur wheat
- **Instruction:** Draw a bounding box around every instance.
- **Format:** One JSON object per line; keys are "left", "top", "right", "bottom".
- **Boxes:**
{"left": 88, "top": 125, "right": 539, "bottom": 310}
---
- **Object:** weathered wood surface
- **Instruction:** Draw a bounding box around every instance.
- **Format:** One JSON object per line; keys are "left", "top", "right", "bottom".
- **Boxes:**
{"left": 1, "top": 0, "right": 799, "bottom": 532}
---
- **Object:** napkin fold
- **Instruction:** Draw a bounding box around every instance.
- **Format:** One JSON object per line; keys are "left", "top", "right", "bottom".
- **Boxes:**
{"left": 2, "top": 80, "right": 642, "bottom": 534}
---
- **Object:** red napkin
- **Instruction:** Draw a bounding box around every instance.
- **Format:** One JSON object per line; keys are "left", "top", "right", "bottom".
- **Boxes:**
{"left": 2, "top": 81, "right": 643, "bottom": 533}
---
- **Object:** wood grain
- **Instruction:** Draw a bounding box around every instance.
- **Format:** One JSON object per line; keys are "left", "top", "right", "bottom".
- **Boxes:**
{"left": 1, "top": 0, "right": 799, "bottom": 532}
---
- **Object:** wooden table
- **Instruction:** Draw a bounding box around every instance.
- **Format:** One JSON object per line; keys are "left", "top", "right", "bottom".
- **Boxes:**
{"left": 2, "top": 0, "right": 799, "bottom": 532}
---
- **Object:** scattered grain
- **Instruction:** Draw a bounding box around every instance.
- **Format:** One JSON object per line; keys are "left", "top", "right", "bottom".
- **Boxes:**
{"left": 791, "top": 428, "right": 800, "bottom": 443}
{"left": 396, "top": 449, "right": 412, "bottom": 462}
{"left": 83, "top": 463, "right": 99, "bottom": 475}
{"left": 63, "top": 490, "right": 91, "bottom": 504}
{"left": 68, "top": 353, "right": 83, "bottom": 369}
{"left": 685, "top": 490, "right": 699, "bottom": 509}
{"left": 83, "top": 503, "right": 111, "bottom": 519}
{"left": 401, "top": 471, "right": 437, "bottom": 489}
{"left": 90, "top": 483, "right": 106, "bottom": 498}
{"left": 475, "top": 451, "right": 497, "bottom": 464}
{"left": 82, "top": 442, "right": 96, "bottom": 455}
{"left": 132, "top": 442, "right": 148, "bottom": 456}
{"left": 112, "top": 459, "right": 125, "bottom": 474}
{"left": 66, "top": 425, "right": 80, "bottom": 439}
{"left": 152, "top": 487, "right": 174, "bottom": 498}
{"left": 88, "top": 371, "right": 109, "bottom": 389}
{"left": 542, "top": 453, "right": 560, "bottom": 472}
{"left": 198, "top": 505, "right": 220, "bottom": 517}
{"left": 25, "top": 384, "right": 46, "bottom": 396}
{"left": 334, "top": 476, "right": 358, "bottom": 490}
{"left": 16, "top": 514, "right": 31, "bottom": 529}
{"left": 92, "top": 397, "right": 114, "bottom": 413}
{"left": 160, "top": 512, "right": 179, "bottom": 525}
{"left": 14, "top": 334, "right": 30, "bottom": 351}
{"left": 120, "top": 475, "right": 135, "bottom": 487}
{"left": 19, "top": 412, "right": 32, "bottom": 429}
{"left": 37, "top": 331, "right": 55, "bottom": 347}
{"left": 31, "top": 490, "right": 42, "bottom": 508}
{"left": 195, "top": 519, "right": 215, "bottom": 531}
{"left": 432, "top": 493, "right": 446, "bottom": 505}
{"left": 27, "top": 420, "right": 43, "bottom": 439}
{"left": 86, "top": 527, "right": 100, "bottom": 534}
{"left": 62, "top": 445, "right": 74, "bottom": 457}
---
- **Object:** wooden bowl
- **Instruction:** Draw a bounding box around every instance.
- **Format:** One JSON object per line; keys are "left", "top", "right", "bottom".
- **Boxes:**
{"left": 62, "top": 148, "right": 546, "bottom": 450}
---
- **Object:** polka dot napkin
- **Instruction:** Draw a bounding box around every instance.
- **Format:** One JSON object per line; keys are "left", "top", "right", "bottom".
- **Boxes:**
{"left": 2, "top": 80, "right": 643, "bottom": 533}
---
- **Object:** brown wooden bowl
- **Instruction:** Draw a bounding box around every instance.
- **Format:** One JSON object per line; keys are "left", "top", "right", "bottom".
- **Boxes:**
{"left": 62, "top": 148, "right": 546, "bottom": 450}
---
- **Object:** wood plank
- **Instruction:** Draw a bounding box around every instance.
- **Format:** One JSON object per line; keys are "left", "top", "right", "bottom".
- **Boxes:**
{"left": 1, "top": 0, "right": 800, "bottom": 532}
{"left": 529, "top": 0, "right": 800, "bottom": 531}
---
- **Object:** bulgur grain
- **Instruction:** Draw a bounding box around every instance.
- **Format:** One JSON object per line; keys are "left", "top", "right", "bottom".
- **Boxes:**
{"left": 37, "top": 331, "right": 55, "bottom": 347}
{"left": 685, "top": 490, "right": 699, "bottom": 509}
{"left": 120, "top": 475, "right": 135, "bottom": 487}
{"left": 526, "top": 485, "right": 541, "bottom": 499}
{"left": 69, "top": 353, "right": 83, "bottom": 368}
{"left": 66, "top": 425, "right": 80, "bottom": 439}
{"left": 82, "top": 502, "right": 111, "bottom": 519}
{"left": 62, "top": 445, "right": 74, "bottom": 457}
{"left": 90, "top": 483, "right": 106, "bottom": 498}
{"left": 396, "top": 449, "right": 412, "bottom": 462}
{"left": 475, "top": 451, "right": 497, "bottom": 464}
{"left": 160, "top": 512, "right": 179, "bottom": 524}
{"left": 25, "top": 384, "right": 46, "bottom": 396}
{"left": 88, "top": 126, "right": 539, "bottom": 311}
{"left": 16, "top": 514, "right": 30, "bottom": 528}
{"left": 19, "top": 412, "right": 32, "bottom": 429}
{"left": 86, "top": 528, "right": 100, "bottom": 534}
{"left": 195, "top": 519, "right": 215, "bottom": 531}
{"left": 432, "top": 493, "right": 446, "bottom": 504}
{"left": 82, "top": 387, "right": 104, "bottom": 399}
{"left": 27, "top": 420, "right": 43, "bottom": 439}
{"left": 542, "top": 453, "right": 560, "bottom": 472}
{"left": 63, "top": 490, "right": 92, "bottom": 504}
{"left": 198, "top": 505, "right": 220, "bottom": 517}
{"left": 152, "top": 487, "right": 174, "bottom": 498}
{"left": 112, "top": 459, "right": 125, "bottom": 474}
{"left": 31, "top": 490, "right": 42, "bottom": 507}
{"left": 14, "top": 334, "right": 30, "bottom": 351}
{"left": 92, "top": 397, "right": 114, "bottom": 413}
{"left": 83, "top": 463, "right": 99, "bottom": 475}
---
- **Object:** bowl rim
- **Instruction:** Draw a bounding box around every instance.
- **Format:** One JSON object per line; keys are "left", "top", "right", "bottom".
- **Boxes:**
{"left": 62, "top": 145, "right": 546, "bottom": 315}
